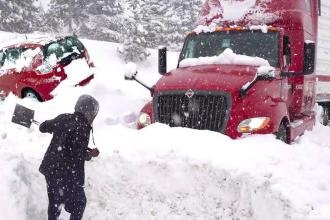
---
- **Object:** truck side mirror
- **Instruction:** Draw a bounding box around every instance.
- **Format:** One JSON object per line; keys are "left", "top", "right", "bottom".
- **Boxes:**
{"left": 158, "top": 47, "right": 167, "bottom": 75}
{"left": 124, "top": 62, "right": 154, "bottom": 96}
{"left": 303, "top": 42, "right": 315, "bottom": 75}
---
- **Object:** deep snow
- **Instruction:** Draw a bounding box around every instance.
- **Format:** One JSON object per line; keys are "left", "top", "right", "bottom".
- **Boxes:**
{"left": 0, "top": 31, "right": 330, "bottom": 220}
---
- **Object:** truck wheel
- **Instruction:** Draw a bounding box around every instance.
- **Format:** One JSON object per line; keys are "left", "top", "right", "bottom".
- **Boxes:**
{"left": 276, "top": 121, "right": 289, "bottom": 144}
{"left": 322, "top": 106, "right": 329, "bottom": 126}
{"left": 23, "top": 89, "right": 42, "bottom": 102}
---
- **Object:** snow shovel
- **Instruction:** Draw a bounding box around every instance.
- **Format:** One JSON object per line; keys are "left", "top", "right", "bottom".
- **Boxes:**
{"left": 11, "top": 104, "right": 40, "bottom": 128}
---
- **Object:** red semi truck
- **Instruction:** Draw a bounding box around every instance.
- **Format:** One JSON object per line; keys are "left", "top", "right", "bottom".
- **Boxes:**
{"left": 126, "top": 0, "right": 329, "bottom": 144}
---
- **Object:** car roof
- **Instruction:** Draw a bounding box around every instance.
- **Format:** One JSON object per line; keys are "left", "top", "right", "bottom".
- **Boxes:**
{"left": 0, "top": 35, "right": 76, "bottom": 50}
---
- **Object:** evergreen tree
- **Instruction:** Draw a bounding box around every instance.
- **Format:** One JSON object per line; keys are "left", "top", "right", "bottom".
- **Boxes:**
{"left": 0, "top": 0, "right": 43, "bottom": 33}
{"left": 118, "top": 0, "right": 150, "bottom": 62}
{"left": 139, "top": 0, "right": 168, "bottom": 48}
{"left": 163, "top": 0, "right": 203, "bottom": 50}
{"left": 0, "top": 0, "right": 204, "bottom": 58}
{"left": 83, "top": 0, "right": 124, "bottom": 42}
{"left": 45, "top": 0, "right": 88, "bottom": 34}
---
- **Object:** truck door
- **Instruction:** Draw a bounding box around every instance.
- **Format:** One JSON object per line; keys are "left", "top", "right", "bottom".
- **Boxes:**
{"left": 281, "top": 36, "right": 296, "bottom": 117}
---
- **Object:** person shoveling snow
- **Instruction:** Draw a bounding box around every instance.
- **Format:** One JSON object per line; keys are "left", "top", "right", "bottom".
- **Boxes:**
{"left": 38, "top": 95, "right": 100, "bottom": 220}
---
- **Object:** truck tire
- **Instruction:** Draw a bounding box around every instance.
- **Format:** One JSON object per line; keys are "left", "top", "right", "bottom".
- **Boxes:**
{"left": 322, "top": 106, "right": 329, "bottom": 126}
{"left": 23, "top": 89, "right": 43, "bottom": 102}
{"left": 276, "top": 121, "right": 289, "bottom": 144}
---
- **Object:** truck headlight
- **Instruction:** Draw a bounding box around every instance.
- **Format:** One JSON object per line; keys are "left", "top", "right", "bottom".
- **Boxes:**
{"left": 237, "top": 117, "right": 270, "bottom": 133}
{"left": 138, "top": 112, "right": 151, "bottom": 127}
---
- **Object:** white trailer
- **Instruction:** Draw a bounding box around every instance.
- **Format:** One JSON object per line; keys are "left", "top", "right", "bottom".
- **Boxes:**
{"left": 316, "top": 0, "right": 330, "bottom": 124}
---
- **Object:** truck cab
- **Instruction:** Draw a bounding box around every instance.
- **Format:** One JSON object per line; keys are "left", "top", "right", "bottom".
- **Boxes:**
{"left": 129, "top": 0, "right": 320, "bottom": 143}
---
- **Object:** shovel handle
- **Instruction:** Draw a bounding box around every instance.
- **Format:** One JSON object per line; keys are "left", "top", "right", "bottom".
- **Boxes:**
{"left": 32, "top": 119, "right": 40, "bottom": 126}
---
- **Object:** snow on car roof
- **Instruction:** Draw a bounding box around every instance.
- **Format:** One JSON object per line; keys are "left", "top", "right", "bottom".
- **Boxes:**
{"left": 0, "top": 34, "right": 74, "bottom": 49}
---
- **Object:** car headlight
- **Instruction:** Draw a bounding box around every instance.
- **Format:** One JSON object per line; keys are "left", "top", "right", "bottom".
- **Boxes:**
{"left": 237, "top": 117, "right": 270, "bottom": 133}
{"left": 138, "top": 112, "right": 151, "bottom": 127}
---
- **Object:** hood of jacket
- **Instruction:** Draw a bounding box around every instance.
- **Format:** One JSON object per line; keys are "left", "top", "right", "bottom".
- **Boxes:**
{"left": 74, "top": 94, "right": 99, "bottom": 124}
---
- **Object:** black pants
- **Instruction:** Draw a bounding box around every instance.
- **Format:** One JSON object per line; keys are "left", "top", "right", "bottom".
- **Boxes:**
{"left": 46, "top": 176, "right": 86, "bottom": 220}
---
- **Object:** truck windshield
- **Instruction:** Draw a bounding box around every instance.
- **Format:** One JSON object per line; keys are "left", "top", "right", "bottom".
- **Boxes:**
{"left": 181, "top": 31, "right": 279, "bottom": 67}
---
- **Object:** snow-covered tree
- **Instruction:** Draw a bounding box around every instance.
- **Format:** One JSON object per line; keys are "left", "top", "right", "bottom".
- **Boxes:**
{"left": 45, "top": 0, "right": 89, "bottom": 34}
{"left": 0, "top": 0, "right": 203, "bottom": 55}
{"left": 128, "top": 0, "right": 203, "bottom": 51}
{"left": 139, "top": 0, "right": 167, "bottom": 48}
{"left": 0, "top": 0, "right": 43, "bottom": 33}
{"left": 118, "top": 0, "right": 151, "bottom": 62}
{"left": 164, "top": 0, "right": 203, "bottom": 50}
{"left": 83, "top": 0, "right": 124, "bottom": 42}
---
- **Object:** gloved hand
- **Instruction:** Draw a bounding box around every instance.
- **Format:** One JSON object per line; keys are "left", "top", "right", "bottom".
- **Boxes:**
{"left": 90, "top": 148, "right": 100, "bottom": 157}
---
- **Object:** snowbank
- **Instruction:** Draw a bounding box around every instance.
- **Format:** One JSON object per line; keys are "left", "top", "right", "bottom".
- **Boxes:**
{"left": 1, "top": 32, "right": 330, "bottom": 220}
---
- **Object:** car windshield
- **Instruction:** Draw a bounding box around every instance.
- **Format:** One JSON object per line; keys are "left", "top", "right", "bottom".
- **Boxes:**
{"left": 43, "top": 36, "right": 85, "bottom": 60}
{"left": 181, "top": 31, "right": 279, "bottom": 67}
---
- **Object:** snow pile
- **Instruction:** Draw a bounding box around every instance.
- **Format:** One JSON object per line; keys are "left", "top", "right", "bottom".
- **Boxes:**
{"left": 199, "top": 0, "right": 224, "bottom": 23}
{"left": 221, "top": 0, "right": 256, "bottom": 21}
{"left": 50, "top": 59, "right": 94, "bottom": 97}
{"left": 198, "top": 0, "right": 257, "bottom": 25}
{"left": 249, "top": 25, "right": 269, "bottom": 33}
{"left": 0, "top": 32, "right": 330, "bottom": 220}
{"left": 241, "top": 66, "right": 275, "bottom": 93}
{"left": 257, "top": 65, "right": 275, "bottom": 76}
{"left": 123, "top": 62, "right": 137, "bottom": 79}
{"left": 194, "top": 24, "right": 217, "bottom": 34}
{"left": 244, "top": 0, "right": 278, "bottom": 25}
{"left": 198, "top": 0, "right": 278, "bottom": 28}
{"left": 179, "top": 48, "right": 270, "bottom": 68}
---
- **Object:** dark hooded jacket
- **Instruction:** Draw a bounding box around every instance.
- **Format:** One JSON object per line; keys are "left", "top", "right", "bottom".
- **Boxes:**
{"left": 39, "top": 95, "right": 99, "bottom": 186}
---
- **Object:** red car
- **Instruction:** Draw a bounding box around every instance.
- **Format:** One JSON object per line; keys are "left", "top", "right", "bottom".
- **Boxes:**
{"left": 0, "top": 35, "right": 94, "bottom": 101}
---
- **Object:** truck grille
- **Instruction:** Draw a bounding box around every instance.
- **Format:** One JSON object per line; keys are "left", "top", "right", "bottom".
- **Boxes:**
{"left": 154, "top": 91, "right": 231, "bottom": 133}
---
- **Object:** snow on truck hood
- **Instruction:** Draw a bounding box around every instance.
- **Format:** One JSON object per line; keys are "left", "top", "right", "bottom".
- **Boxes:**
{"left": 157, "top": 49, "right": 270, "bottom": 93}
{"left": 179, "top": 48, "right": 270, "bottom": 68}
{"left": 156, "top": 63, "right": 261, "bottom": 94}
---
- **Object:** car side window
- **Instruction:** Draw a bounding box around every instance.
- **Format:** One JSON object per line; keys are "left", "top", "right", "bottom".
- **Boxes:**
{"left": 1, "top": 48, "right": 31, "bottom": 70}
{"left": 0, "top": 51, "right": 5, "bottom": 68}
{"left": 6, "top": 48, "right": 22, "bottom": 64}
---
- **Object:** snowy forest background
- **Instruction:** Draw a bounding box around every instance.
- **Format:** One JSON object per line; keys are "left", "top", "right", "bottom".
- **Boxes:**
{"left": 0, "top": 0, "right": 203, "bottom": 61}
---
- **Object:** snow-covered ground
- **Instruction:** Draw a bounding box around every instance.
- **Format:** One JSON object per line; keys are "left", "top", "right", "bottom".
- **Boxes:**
{"left": 1, "top": 31, "right": 330, "bottom": 220}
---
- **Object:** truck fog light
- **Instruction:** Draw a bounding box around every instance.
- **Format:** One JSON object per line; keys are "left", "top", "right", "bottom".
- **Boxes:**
{"left": 237, "top": 117, "right": 270, "bottom": 133}
{"left": 138, "top": 112, "right": 151, "bottom": 127}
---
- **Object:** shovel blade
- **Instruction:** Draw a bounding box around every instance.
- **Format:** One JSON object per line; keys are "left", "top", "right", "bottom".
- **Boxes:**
{"left": 12, "top": 104, "right": 35, "bottom": 128}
